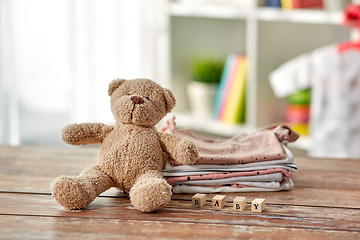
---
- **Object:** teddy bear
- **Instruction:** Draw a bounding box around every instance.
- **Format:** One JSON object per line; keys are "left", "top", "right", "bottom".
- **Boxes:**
{"left": 51, "top": 78, "right": 199, "bottom": 212}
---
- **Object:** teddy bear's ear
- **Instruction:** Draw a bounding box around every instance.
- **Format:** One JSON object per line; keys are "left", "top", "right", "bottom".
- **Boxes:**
{"left": 163, "top": 88, "right": 176, "bottom": 113}
{"left": 108, "top": 79, "right": 126, "bottom": 96}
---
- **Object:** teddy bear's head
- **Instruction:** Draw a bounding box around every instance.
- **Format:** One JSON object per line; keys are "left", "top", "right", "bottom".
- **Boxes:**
{"left": 108, "top": 78, "right": 176, "bottom": 127}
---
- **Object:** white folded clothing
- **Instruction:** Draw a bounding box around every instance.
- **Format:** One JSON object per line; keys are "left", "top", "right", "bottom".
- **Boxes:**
{"left": 163, "top": 163, "right": 297, "bottom": 177}
{"left": 174, "top": 172, "right": 283, "bottom": 185}
{"left": 172, "top": 178, "right": 294, "bottom": 194}
{"left": 233, "top": 181, "right": 281, "bottom": 189}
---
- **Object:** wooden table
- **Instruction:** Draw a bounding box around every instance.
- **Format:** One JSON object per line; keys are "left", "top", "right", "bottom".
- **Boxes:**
{"left": 1, "top": 145, "right": 360, "bottom": 239}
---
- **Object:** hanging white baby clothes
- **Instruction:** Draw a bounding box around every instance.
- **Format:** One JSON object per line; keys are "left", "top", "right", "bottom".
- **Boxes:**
{"left": 270, "top": 44, "right": 360, "bottom": 158}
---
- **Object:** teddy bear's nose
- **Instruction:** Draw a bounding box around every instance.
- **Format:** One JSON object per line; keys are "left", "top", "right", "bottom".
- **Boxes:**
{"left": 131, "top": 96, "right": 145, "bottom": 105}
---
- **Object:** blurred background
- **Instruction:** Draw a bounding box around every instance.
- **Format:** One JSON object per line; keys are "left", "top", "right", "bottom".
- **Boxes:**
{"left": 1, "top": 0, "right": 359, "bottom": 158}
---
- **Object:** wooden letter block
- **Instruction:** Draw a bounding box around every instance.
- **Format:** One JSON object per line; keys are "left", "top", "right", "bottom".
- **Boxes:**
{"left": 192, "top": 193, "right": 206, "bottom": 208}
{"left": 212, "top": 195, "right": 226, "bottom": 209}
{"left": 233, "top": 196, "right": 246, "bottom": 211}
{"left": 251, "top": 198, "right": 265, "bottom": 212}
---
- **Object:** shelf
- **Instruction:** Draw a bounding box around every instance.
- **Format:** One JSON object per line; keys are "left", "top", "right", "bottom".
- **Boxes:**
{"left": 169, "top": 2, "right": 250, "bottom": 19}
{"left": 169, "top": 2, "right": 343, "bottom": 25}
{"left": 288, "top": 135, "right": 311, "bottom": 151}
{"left": 257, "top": 7, "right": 343, "bottom": 25}
{"left": 171, "top": 113, "right": 257, "bottom": 137}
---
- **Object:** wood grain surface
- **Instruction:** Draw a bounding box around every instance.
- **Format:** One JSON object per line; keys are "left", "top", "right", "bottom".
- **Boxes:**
{"left": 1, "top": 145, "right": 360, "bottom": 239}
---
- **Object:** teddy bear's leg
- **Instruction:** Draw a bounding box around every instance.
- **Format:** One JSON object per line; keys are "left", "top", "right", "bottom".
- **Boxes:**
{"left": 51, "top": 164, "right": 114, "bottom": 210}
{"left": 129, "top": 170, "right": 172, "bottom": 212}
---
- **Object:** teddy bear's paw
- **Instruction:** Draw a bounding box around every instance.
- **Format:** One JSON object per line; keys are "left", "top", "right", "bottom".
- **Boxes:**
{"left": 61, "top": 124, "right": 83, "bottom": 144}
{"left": 176, "top": 138, "right": 199, "bottom": 165}
{"left": 129, "top": 178, "right": 172, "bottom": 212}
{"left": 51, "top": 176, "right": 92, "bottom": 210}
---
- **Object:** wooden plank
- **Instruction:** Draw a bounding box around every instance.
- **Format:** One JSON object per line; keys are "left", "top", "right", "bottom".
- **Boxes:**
{"left": 1, "top": 215, "right": 359, "bottom": 240}
{"left": 1, "top": 193, "right": 360, "bottom": 232}
{"left": 295, "top": 157, "right": 360, "bottom": 173}
{"left": 293, "top": 170, "right": 360, "bottom": 189}
{"left": 0, "top": 173, "right": 126, "bottom": 197}
{"left": 0, "top": 152, "right": 95, "bottom": 177}
{"left": 293, "top": 157, "right": 360, "bottom": 189}
{"left": 1, "top": 171, "right": 360, "bottom": 209}
{"left": 171, "top": 187, "right": 360, "bottom": 209}
{"left": 0, "top": 145, "right": 99, "bottom": 161}
{"left": 0, "top": 174, "right": 53, "bottom": 194}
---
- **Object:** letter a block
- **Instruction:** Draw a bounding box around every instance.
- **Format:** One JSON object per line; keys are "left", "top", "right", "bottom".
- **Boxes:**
{"left": 251, "top": 198, "right": 265, "bottom": 212}
{"left": 212, "top": 195, "right": 226, "bottom": 209}
{"left": 233, "top": 196, "right": 246, "bottom": 211}
{"left": 192, "top": 193, "right": 206, "bottom": 208}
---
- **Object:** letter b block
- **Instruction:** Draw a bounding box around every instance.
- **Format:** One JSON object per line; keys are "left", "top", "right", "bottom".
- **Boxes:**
{"left": 212, "top": 195, "right": 226, "bottom": 210}
{"left": 251, "top": 198, "right": 265, "bottom": 212}
{"left": 233, "top": 196, "right": 246, "bottom": 211}
{"left": 192, "top": 193, "right": 206, "bottom": 208}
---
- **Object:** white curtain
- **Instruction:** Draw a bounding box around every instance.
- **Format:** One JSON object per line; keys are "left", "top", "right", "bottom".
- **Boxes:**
{"left": 0, "top": 0, "right": 169, "bottom": 145}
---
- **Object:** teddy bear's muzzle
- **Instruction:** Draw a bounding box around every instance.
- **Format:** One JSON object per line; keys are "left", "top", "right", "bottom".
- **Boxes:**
{"left": 131, "top": 96, "right": 145, "bottom": 105}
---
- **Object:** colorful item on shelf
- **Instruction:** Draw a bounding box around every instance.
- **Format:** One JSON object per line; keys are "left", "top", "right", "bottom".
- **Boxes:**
{"left": 284, "top": 88, "right": 311, "bottom": 136}
{"left": 266, "top": 0, "right": 281, "bottom": 8}
{"left": 287, "top": 88, "right": 311, "bottom": 104}
{"left": 285, "top": 122, "right": 308, "bottom": 136}
{"left": 213, "top": 54, "right": 240, "bottom": 119}
{"left": 213, "top": 53, "right": 247, "bottom": 124}
{"left": 285, "top": 104, "right": 310, "bottom": 123}
{"left": 338, "top": 3, "right": 360, "bottom": 52}
{"left": 343, "top": 3, "right": 360, "bottom": 28}
{"left": 222, "top": 55, "right": 247, "bottom": 123}
{"left": 281, "top": 0, "right": 323, "bottom": 9}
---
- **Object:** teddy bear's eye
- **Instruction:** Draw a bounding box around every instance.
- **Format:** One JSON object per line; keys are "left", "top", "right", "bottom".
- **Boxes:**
{"left": 144, "top": 97, "right": 150, "bottom": 100}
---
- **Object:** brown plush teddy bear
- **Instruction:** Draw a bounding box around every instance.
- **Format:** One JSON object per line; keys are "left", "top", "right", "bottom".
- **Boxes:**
{"left": 51, "top": 78, "right": 199, "bottom": 212}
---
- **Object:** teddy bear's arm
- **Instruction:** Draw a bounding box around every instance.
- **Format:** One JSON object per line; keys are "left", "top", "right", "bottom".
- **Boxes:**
{"left": 158, "top": 132, "right": 199, "bottom": 165}
{"left": 62, "top": 123, "right": 114, "bottom": 145}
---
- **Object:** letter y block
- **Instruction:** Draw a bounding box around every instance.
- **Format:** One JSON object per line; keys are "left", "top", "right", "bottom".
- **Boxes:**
{"left": 251, "top": 198, "right": 265, "bottom": 212}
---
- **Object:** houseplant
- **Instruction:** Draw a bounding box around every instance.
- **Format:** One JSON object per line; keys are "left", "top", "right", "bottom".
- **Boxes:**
{"left": 187, "top": 56, "right": 225, "bottom": 119}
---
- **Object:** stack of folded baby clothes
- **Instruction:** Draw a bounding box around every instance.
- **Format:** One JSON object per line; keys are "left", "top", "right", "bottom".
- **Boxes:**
{"left": 160, "top": 117, "right": 299, "bottom": 194}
